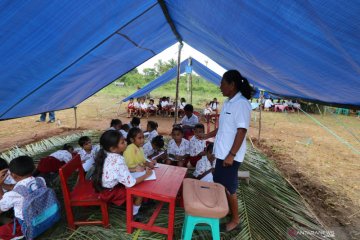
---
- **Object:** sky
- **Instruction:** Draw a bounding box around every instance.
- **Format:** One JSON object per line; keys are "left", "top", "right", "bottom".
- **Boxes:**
{"left": 137, "top": 42, "right": 226, "bottom": 76}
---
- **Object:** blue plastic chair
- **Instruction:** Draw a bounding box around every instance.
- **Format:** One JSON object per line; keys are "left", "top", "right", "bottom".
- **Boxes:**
{"left": 182, "top": 213, "right": 220, "bottom": 240}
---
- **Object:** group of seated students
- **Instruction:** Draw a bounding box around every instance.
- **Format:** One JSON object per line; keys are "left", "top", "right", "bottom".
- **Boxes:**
{"left": 126, "top": 96, "right": 188, "bottom": 118}
{"left": 263, "top": 98, "right": 301, "bottom": 112}
{"left": 0, "top": 103, "right": 215, "bottom": 237}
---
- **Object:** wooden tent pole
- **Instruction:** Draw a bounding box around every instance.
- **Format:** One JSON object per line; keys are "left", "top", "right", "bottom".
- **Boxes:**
{"left": 258, "top": 91, "right": 263, "bottom": 144}
{"left": 74, "top": 106, "right": 78, "bottom": 129}
{"left": 174, "top": 42, "right": 183, "bottom": 124}
{"left": 190, "top": 69, "right": 193, "bottom": 104}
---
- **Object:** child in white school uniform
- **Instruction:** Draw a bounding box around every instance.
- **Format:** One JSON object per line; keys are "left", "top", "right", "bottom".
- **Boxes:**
{"left": 74, "top": 136, "right": 100, "bottom": 173}
{"left": 134, "top": 98, "right": 141, "bottom": 116}
{"left": 188, "top": 123, "right": 206, "bottom": 167}
{"left": 120, "top": 124, "right": 130, "bottom": 139}
{"left": 193, "top": 143, "right": 216, "bottom": 182}
{"left": 0, "top": 156, "right": 51, "bottom": 239}
{"left": 143, "top": 135, "right": 167, "bottom": 164}
{"left": 140, "top": 98, "right": 148, "bottom": 118}
{"left": 92, "top": 130, "right": 152, "bottom": 221}
{"left": 166, "top": 126, "right": 190, "bottom": 167}
{"left": 0, "top": 158, "right": 15, "bottom": 193}
{"left": 180, "top": 104, "right": 199, "bottom": 140}
{"left": 144, "top": 121, "right": 158, "bottom": 144}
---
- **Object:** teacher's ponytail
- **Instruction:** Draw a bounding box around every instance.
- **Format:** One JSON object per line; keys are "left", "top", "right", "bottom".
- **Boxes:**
{"left": 223, "top": 70, "right": 254, "bottom": 100}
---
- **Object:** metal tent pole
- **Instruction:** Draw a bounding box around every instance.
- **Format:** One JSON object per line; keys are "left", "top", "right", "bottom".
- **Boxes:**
{"left": 174, "top": 43, "right": 183, "bottom": 124}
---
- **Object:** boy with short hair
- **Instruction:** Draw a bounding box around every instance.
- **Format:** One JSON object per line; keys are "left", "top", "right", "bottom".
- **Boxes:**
{"left": 74, "top": 136, "right": 100, "bottom": 173}
{"left": 0, "top": 156, "right": 45, "bottom": 239}
{"left": 180, "top": 104, "right": 199, "bottom": 139}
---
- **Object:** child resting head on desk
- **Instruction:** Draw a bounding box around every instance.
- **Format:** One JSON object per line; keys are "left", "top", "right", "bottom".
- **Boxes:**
{"left": 93, "top": 130, "right": 152, "bottom": 222}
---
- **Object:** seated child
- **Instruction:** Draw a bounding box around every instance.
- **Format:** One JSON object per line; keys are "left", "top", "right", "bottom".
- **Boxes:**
{"left": 120, "top": 124, "right": 130, "bottom": 139}
{"left": 180, "top": 104, "right": 199, "bottom": 139}
{"left": 74, "top": 136, "right": 100, "bottom": 173}
{"left": 178, "top": 97, "right": 187, "bottom": 117}
{"left": 134, "top": 98, "right": 141, "bottom": 116}
{"left": 123, "top": 128, "right": 155, "bottom": 173}
{"left": 166, "top": 126, "right": 190, "bottom": 167}
{"left": 0, "top": 158, "right": 15, "bottom": 193}
{"left": 139, "top": 98, "right": 148, "bottom": 118}
{"left": 193, "top": 143, "right": 216, "bottom": 182}
{"left": 92, "top": 130, "right": 152, "bottom": 221}
{"left": 34, "top": 144, "right": 74, "bottom": 178}
{"left": 127, "top": 116, "right": 141, "bottom": 129}
{"left": 127, "top": 98, "right": 135, "bottom": 118}
{"left": 188, "top": 124, "right": 206, "bottom": 167}
{"left": 0, "top": 156, "right": 53, "bottom": 239}
{"left": 143, "top": 135, "right": 167, "bottom": 164}
{"left": 209, "top": 98, "right": 219, "bottom": 113}
{"left": 203, "top": 103, "right": 213, "bottom": 116}
{"left": 147, "top": 99, "right": 157, "bottom": 116}
{"left": 144, "top": 120, "right": 158, "bottom": 144}
{"left": 108, "top": 119, "right": 122, "bottom": 131}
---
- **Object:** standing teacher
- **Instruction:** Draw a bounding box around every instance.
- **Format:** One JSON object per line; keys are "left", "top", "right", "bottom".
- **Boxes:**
{"left": 203, "top": 70, "right": 252, "bottom": 232}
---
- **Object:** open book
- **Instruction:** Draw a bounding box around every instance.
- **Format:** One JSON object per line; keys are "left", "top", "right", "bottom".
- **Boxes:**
{"left": 131, "top": 170, "right": 156, "bottom": 181}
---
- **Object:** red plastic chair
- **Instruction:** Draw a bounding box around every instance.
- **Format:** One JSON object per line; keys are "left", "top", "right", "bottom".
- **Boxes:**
{"left": 59, "top": 155, "right": 109, "bottom": 229}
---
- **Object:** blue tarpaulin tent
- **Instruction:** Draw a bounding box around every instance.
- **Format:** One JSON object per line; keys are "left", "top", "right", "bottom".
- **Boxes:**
{"left": 122, "top": 58, "right": 221, "bottom": 102}
{"left": 1, "top": 0, "right": 359, "bottom": 120}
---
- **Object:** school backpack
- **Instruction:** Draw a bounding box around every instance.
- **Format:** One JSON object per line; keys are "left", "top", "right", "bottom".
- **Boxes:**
{"left": 13, "top": 177, "right": 61, "bottom": 239}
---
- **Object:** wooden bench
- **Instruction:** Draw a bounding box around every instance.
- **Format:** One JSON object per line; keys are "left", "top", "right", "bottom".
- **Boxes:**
{"left": 59, "top": 155, "right": 111, "bottom": 229}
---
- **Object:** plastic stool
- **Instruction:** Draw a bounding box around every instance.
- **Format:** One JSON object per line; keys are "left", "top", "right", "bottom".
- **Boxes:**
{"left": 182, "top": 213, "right": 220, "bottom": 240}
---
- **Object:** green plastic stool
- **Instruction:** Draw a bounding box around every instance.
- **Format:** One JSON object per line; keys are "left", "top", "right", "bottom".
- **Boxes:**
{"left": 182, "top": 213, "right": 220, "bottom": 240}
{"left": 335, "top": 108, "right": 342, "bottom": 114}
{"left": 342, "top": 108, "right": 349, "bottom": 115}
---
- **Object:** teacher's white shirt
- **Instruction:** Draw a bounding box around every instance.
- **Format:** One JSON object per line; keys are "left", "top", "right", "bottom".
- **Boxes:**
{"left": 213, "top": 92, "right": 251, "bottom": 162}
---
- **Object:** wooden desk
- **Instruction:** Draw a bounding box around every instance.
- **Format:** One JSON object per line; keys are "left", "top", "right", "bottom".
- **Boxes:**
{"left": 126, "top": 164, "right": 187, "bottom": 240}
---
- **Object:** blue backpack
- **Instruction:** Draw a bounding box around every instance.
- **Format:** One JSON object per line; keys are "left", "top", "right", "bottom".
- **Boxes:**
{"left": 13, "top": 178, "right": 61, "bottom": 239}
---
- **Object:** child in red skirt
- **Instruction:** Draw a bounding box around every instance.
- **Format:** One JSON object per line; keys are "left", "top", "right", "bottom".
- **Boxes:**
{"left": 188, "top": 123, "right": 206, "bottom": 167}
{"left": 92, "top": 130, "right": 152, "bottom": 221}
{"left": 34, "top": 144, "right": 74, "bottom": 176}
{"left": 127, "top": 98, "right": 135, "bottom": 118}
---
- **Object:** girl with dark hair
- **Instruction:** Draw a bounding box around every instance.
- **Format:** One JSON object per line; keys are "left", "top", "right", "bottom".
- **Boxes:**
{"left": 202, "top": 69, "right": 252, "bottom": 232}
{"left": 124, "top": 128, "right": 155, "bottom": 172}
{"left": 92, "top": 130, "right": 152, "bottom": 220}
{"left": 109, "top": 119, "right": 122, "bottom": 131}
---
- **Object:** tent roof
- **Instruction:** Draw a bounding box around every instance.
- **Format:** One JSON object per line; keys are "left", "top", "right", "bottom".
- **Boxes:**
{"left": 122, "top": 58, "right": 221, "bottom": 102}
{"left": 1, "top": 0, "right": 359, "bottom": 120}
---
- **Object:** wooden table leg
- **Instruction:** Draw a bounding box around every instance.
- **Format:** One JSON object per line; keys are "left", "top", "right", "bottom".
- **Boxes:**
{"left": 126, "top": 190, "right": 133, "bottom": 234}
{"left": 168, "top": 199, "right": 176, "bottom": 240}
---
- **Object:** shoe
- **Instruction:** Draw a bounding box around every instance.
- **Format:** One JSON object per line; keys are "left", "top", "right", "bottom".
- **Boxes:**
{"left": 47, "top": 120, "right": 55, "bottom": 123}
{"left": 36, "top": 120, "right": 45, "bottom": 122}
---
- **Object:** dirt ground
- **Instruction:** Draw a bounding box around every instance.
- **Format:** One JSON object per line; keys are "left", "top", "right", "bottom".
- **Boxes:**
{"left": 0, "top": 94, "right": 359, "bottom": 238}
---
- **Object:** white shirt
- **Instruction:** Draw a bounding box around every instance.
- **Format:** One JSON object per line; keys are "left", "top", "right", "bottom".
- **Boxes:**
{"left": 74, "top": 144, "right": 100, "bottom": 172}
{"left": 0, "top": 177, "right": 46, "bottom": 220}
{"left": 50, "top": 150, "right": 73, "bottom": 163}
{"left": 203, "top": 107, "right": 213, "bottom": 115}
{"left": 140, "top": 102, "right": 147, "bottom": 110}
{"left": 264, "top": 99, "right": 273, "bottom": 108}
{"left": 161, "top": 101, "right": 169, "bottom": 107}
{"left": 181, "top": 114, "right": 199, "bottom": 127}
{"left": 120, "top": 129, "right": 128, "bottom": 138}
{"left": 2, "top": 172, "right": 16, "bottom": 192}
{"left": 210, "top": 102, "right": 218, "bottom": 111}
{"left": 179, "top": 102, "right": 186, "bottom": 110}
{"left": 143, "top": 141, "right": 154, "bottom": 157}
{"left": 193, "top": 156, "right": 216, "bottom": 182}
{"left": 148, "top": 103, "right": 157, "bottom": 110}
{"left": 167, "top": 138, "right": 190, "bottom": 160}
{"left": 214, "top": 92, "right": 251, "bottom": 162}
{"left": 134, "top": 102, "right": 141, "bottom": 108}
{"left": 101, "top": 152, "right": 136, "bottom": 189}
{"left": 189, "top": 136, "right": 206, "bottom": 157}
{"left": 146, "top": 130, "right": 158, "bottom": 144}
